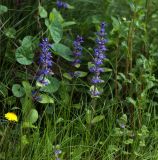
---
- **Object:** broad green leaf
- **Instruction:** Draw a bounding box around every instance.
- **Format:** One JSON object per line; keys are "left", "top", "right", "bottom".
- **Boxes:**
{"left": 40, "top": 77, "right": 60, "bottom": 93}
{"left": 38, "top": 94, "right": 54, "bottom": 103}
{"left": 50, "top": 20, "right": 63, "bottom": 43}
{"left": 0, "top": 5, "right": 8, "bottom": 15}
{"left": 4, "top": 27, "right": 16, "bottom": 39}
{"left": 16, "top": 46, "right": 33, "bottom": 65}
{"left": 21, "top": 36, "right": 32, "bottom": 47}
{"left": 91, "top": 115, "right": 104, "bottom": 124}
{"left": 15, "top": 36, "right": 35, "bottom": 65}
{"left": 49, "top": 8, "right": 64, "bottom": 23}
{"left": 52, "top": 43, "right": 73, "bottom": 61}
{"left": 12, "top": 84, "right": 25, "bottom": 97}
{"left": 38, "top": 5, "right": 47, "bottom": 18}
{"left": 26, "top": 109, "right": 38, "bottom": 124}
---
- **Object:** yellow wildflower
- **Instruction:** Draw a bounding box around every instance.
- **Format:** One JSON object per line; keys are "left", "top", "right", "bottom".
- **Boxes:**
{"left": 5, "top": 112, "right": 18, "bottom": 122}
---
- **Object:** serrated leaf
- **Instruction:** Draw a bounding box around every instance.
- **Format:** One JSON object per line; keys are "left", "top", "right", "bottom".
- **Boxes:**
{"left": 38, "top": 5, "right": 47, "bottom": 18}
{"left": 52, "top": 43, "right": 73, "bottom": 61}
{"left": 91, "top": 115, "right": 104, "bottom": 124}
{"left": 12, "top": 84, "right": 25, "bottom": 98}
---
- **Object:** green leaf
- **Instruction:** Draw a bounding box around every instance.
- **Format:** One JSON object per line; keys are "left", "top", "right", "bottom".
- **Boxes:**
{"left": 49, "top": 8, "right": 64, "bottom": 23}
{"left": 62, "top": 21, "right": 76, "bottom": 28}
{"left": 40, "top": 77, "right": 60, "bottom": 93}
{"left": 15, "top": 36, "right": 36, "bottom": 65}
{"left": 16, "top": 46, "right": 33, "bottom": 65}
{"left": 49, "top": 20, "right": 63, "bottom": 43}
{"left": 38, "top": 94, "right": 54, "bottom": 104}
{"left": 111, "top": 16, "right": 121, "bottom": 32}
{"left": 119, "top": 114, "right": 127, "bottom": 125}
{"left": 22, "top": 81, "right": 32, "bottom": 96}
{"left": 22, "top": 122, "right": 37, "bottom": 128}
{"left": 123, "top": 139, "right": 133, "bottom": 145}
{"left": 74, "top": 71, "right": 88, "bottom": 78}
{"left": 12, "top": 84, "right": 25, "bottom": 98}
{"left": 63, "top": 73, "right": 72, "bottom": 80}
{"left": 26, "top": 109, "right": 38, "bottom": 124}
{"left": 91, "top": 115, "right": 104, "bottom": 124}
{"left": 103, "top": 68, "right": 112, "bottom": 72}
{"left": 56, "top": 117, "right": 64, "bottom": 124}
{"left": 126, "top": 97, "right": 136, "bottom": 107}
{"left": 0, "top": 5, "right": 8, "bottom": 15}
{"left": 38, "top": 5, "right": 47, "bottom": 18}
{"left": 4, "top": 27, "right": 16, "bottom": 39}
{"left": 52, "top": 43, "right": 73, "bottom": 61}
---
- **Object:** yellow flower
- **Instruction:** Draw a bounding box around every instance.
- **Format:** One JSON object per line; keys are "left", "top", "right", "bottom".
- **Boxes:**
{"left": 5, "top": 112, "right": 18, "bottom": 122}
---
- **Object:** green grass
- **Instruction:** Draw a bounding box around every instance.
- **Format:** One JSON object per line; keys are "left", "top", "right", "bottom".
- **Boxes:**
{"left": 0, "top": 0, "right": 158, "bottom": 159}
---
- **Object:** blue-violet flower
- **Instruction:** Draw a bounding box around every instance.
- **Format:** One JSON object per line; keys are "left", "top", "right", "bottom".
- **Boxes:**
{"left": 89, "top": 22, "right": 107, "bottom": 96}
{"left": 72, "top": 35, "right": 84, "bottom": 67}
{"left": 56, "top": 0, "right": 68, "bottom": 9}
{"left": 37, "top": 38, "right": 53, "bottom": 86}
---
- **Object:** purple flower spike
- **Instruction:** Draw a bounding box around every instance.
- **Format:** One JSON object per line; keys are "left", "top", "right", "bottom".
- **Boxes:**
{"left": 56, "top": 0, "right": 68, "bottom": 9}
{"left": 89, "top": 22, "right": 107, "bottom": 97}
{"left": 90, "top": 89, "right": 101, "bottom": 97}
{"left": 72, "top": 35, "right": 84, "bottom": 67}
{"left": 37, "top": 38, "right": 53, "bottom": 86}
